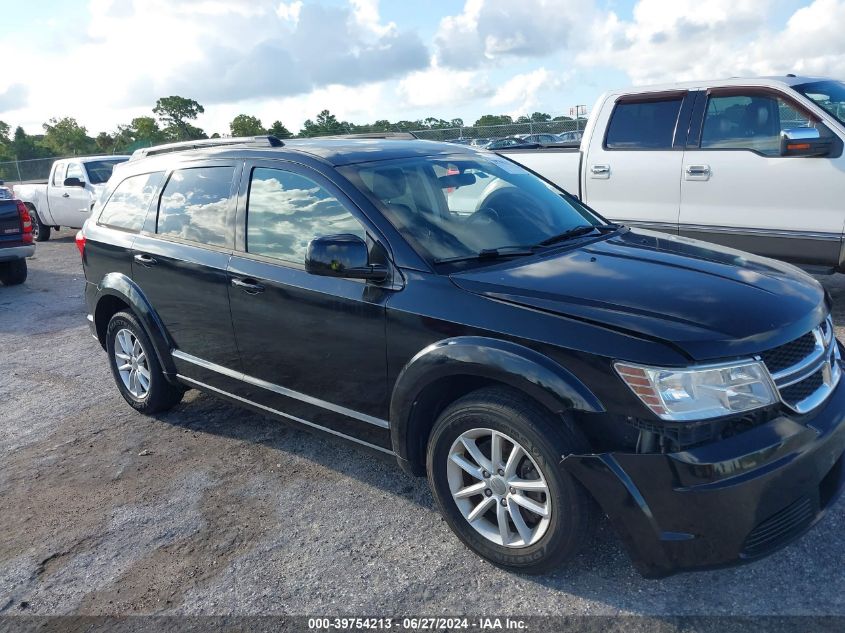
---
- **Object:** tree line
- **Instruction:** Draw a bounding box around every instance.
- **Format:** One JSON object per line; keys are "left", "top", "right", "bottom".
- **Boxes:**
{"left": 0, "top": 94, "right": 577, "bottom": 163}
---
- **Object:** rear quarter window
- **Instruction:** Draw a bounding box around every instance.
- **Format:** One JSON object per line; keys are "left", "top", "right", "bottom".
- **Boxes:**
{"left": 605, "top": 97, "right": 683, "bottom": 149}
{"left": 98, "top": 172, "right": 165, "bottom": 233}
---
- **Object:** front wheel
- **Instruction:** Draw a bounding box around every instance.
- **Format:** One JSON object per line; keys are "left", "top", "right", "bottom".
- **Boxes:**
{"left": 106, "top": 311, "right": 185, "bottom": 413}
{"left": 28, "top": 207, "right": 51, "bottom": 242}
{"left": 427, "top": 387, "right": 595, "bottom": 574}
{"left": 0, "top": 259, "right": 27, "bottom": 285}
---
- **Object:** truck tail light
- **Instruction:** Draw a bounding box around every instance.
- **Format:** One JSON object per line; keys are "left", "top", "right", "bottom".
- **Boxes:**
{"left": 17, "top": 200, "right": 33, "bottom": 244}
{"left": 75, "top": 230, "right": 86, "bottom": 257}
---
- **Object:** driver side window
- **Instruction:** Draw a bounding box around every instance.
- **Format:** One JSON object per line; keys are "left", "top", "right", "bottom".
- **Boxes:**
{"left": 701, "top": 93, "right": 813, "bottom": 155}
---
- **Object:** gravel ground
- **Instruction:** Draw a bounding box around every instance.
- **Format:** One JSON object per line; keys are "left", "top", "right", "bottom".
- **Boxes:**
{"left": 1, "top": 234, "right": 844, "bottom": 618}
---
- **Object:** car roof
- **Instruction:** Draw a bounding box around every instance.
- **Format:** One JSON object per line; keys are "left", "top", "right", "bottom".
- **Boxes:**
{"left": 607, "top": 75, "right": 833, "bottom": 97}
{"left": 64, "top": 155, "right": 130, "bottom": 163}
{"left": 125, "top": 138, "right": 480, "bottom": 170}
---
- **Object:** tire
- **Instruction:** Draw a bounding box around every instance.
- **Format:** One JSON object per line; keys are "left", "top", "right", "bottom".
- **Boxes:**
{"left": 0, "top": 259, "right": 27, "bottom": 285}
{"left": 106, "top": 311, "right": 184, "bottom": 413}
{"left": 427, "top": 386, "right": 595, "bottom": 574}
{"left": 28, "top": 207, "right": 50, "bottom": 242}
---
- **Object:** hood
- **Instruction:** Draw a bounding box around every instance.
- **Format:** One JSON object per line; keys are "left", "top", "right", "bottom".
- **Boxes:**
{"left": 450, "top": 229, "right": 827, "bottom": 361}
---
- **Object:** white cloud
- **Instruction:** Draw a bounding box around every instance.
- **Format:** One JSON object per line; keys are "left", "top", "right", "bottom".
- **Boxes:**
{"left": 397, "top": 64, "right": 493, "bottom": 109}
{"left": 490, "top": 68, "right": 560, "bottom": 116}
{"left": 276, "top": 1, "right": 302, "bottom": 23}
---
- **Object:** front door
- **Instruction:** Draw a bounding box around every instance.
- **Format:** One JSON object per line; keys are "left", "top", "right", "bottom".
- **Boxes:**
{"left": 583, "top": 92, "right": 691, "bottom": 232}
{"left": 51, "top": 162, "right": 91, "bottom": 227}
{"left": 679, "top": 88, "right": 845, "bottom": 266}
{"left": 227, "top": 161, "right": 391, "bottom": 449}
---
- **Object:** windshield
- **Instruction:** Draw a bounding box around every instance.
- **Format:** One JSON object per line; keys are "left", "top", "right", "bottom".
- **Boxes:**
{"left": 794, "top": 80, "right": 845, "bottom": 126}
{"left": 341, "top": 153, "right": 602, "bottom": 263}
{"left": 84, "top": 159, "right": 128, "bottom": 184}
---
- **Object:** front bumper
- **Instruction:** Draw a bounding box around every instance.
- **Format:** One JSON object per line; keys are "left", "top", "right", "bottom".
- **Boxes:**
{"left": 0, "top": 244, "right": 35, "bottom": 261}
{"left": 563, "top": 369, "right": 845, "bottom": 578}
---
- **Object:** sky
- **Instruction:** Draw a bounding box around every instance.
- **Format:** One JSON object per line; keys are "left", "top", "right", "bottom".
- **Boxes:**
{"left": 1, "top": 0, "right": 844, "bottom": 137}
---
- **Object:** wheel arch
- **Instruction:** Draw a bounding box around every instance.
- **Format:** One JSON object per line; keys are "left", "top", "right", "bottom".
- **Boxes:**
{"left": 389, "top": 336, "right": 604, "bottom": 476}
{"left": 93, "top": 272, "right": 177, "bottom": 377}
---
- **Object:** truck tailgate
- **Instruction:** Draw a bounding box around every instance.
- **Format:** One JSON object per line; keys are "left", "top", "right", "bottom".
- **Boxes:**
{"left": 0, "top": 200, "right": 21, "bottom": 238}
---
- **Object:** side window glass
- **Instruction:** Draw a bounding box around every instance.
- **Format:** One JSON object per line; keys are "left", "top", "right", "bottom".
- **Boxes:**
{"left": 98, "top": 172, "right": 165, "bottom": 232}
{"left": 605, "top": 98, "right": 683, "bottom": 149}
{"left": 247, "top": 167, "right": 365, "bottom": 264}
{"left": 157, "top": 166, "right": 236, "bottom": 247}
{"left": 52, "top": 163, "right": 66, "bottom": 186}
{"left": 66, "top": 163, "right": 84, "bottom": 181}
{"left": 701, "top": 94, "right": 813, "bottom": 155}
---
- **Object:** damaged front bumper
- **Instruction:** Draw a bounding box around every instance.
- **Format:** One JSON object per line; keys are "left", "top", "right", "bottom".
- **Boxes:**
{"left": 563, "top": 373, "right": 845, "bottom": 578}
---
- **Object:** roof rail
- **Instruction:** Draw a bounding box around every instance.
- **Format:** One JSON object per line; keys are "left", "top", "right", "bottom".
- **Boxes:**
{"left": 130, "top": 135, "right": 284, "bottom": 160}
{"left": 314, "top": 132, "right": 418, "bottom": 140}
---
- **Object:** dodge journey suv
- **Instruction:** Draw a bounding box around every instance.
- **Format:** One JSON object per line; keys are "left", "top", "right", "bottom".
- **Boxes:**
{"left": 79, "top": 134, "right": 845, "bottom": 577}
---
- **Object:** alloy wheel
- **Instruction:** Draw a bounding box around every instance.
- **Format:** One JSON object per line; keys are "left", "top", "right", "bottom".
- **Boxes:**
{"left": 446, "top": 428, "right": 551, "bottom": 548}
{"left": 113, "top": 328, "right": 150, "bottom": 399}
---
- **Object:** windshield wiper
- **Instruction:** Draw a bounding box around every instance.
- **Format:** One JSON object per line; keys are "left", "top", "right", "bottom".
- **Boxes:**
{"left": 434, "top": 246, "right": 536, "bottom": 264}
{"left": 536, "top": 223, "right": 620, "bottom": 248}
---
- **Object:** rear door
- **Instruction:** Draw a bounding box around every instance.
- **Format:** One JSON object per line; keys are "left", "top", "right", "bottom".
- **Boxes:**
{"left": 226, "top": 159, "right": 392, "bottom": 449}
{"left": 679, "top": 87, "right": 845, "bottom": 266}
{"left": 583, "top": 91, "right": 694, "bottom": 232}
{"left": 131, "top": 161, "right": 244, "bottom": 380}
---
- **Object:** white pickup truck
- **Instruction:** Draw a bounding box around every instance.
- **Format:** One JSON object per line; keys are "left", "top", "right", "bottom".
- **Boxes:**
{"left": 15, "top": 155, "right": 129, "bottom": 241}
{"left": 500, "top": 75, "right": 845, "bottom": 271}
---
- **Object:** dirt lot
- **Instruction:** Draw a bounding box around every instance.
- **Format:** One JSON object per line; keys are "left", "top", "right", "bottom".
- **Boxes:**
{"left": 1, "top": 234, "right": 845, "bottom": 617}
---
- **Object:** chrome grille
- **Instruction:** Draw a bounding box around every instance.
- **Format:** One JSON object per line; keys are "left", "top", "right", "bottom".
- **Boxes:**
{"left": 760, "top": 316, "right": 841, "bottom": 414}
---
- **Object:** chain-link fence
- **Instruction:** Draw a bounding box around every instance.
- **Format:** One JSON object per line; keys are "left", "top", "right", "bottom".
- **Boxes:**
{"left": 0, "top": 156, "right": 65, "bottom": 184}
{"left": 411, "top": 118, "right": 587, "bottom": 143}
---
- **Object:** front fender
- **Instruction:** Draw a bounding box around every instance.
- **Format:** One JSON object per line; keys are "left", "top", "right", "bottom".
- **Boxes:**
{"left": 94, "top": 272, "right": 177, "bottom": 376}
{"left": 389, "top": 336, "right": 603, "bottom": 470}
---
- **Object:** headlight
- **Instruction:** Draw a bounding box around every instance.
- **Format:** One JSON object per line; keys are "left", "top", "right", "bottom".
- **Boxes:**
{"left": 614, "top": 360, "right": 777, "bottom": 421}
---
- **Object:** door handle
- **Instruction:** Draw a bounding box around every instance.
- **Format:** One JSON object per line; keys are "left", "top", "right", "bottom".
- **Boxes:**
{"left": 685, "top": 164, "right": 711, "bottom": 180}
{"left": 62, "top": 193, "right": 70, "bottom": 198}
{"left": 589, "top": 164, "right": 610, "bottom": 179}
{"left": 133, "top": 253, "right": 157, "bottom": 267}
{"left": 231, "top": 278, "right": 265, "bottom": 294}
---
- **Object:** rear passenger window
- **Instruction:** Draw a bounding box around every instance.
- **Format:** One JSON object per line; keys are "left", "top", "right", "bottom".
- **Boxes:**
{"left": 247, "top": 167, "right": 365, "bottom": 264}
{"left": 605, "top": 98, "right": 683, "bottom": 149}
{"left": 52, "top": 163, "right": 66, "bottom": 186}
{"left": 98, "top": 172, "right": 164, "bottom": 232}
{"left": 157, "top": 166, "right": 236, "bottom": 247}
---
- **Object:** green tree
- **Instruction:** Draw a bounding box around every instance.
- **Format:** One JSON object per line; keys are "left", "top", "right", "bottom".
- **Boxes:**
{"left": 474, "top": 114, "right": 513, "bottom": 127}
{"left": 41, "top": 117, "right": 94, "bottom": 155}
{"left": 230, "top": 114, "right": 265, "bottom": 137}
{"left": 11, "top": 127, "right": 52, "bottom": 160}
{"left": 95, "top": 132, "right": 116, "bottom": 154}
{"left": 299, "top": 110, "right": 347, "bottom": 137}
{"left": 530, "top": 112, "right": 551, "bottom": 122}
{"left": 267, "top": 120, "right": 293, "bottom": 139}
{"left": 153, "top": 96, "right": 206, "bottom": 141}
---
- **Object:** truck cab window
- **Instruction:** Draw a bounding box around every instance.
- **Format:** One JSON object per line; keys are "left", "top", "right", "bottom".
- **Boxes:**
{"left": 605, "top": 98, "right": 683, "bottom": 149}
{"left": 701, "top": 94, "right": 813, "bottom": 155}
{"left": 52, "top": 163, "right": 66, "bottom": 186}
{"left": 157, "top": 166, "right": 236, "bottom": 248}
{"left": 66, "top": 163, "right": 84, "bottom": 181}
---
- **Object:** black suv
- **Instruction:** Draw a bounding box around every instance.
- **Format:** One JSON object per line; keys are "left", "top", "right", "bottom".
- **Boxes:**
{"left": 80, "top": 135, "right": 845, "bottom": 577}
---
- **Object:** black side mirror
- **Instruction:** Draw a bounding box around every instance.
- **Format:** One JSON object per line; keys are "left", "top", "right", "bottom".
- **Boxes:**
{"left": 63, "top": 177, "right": 85, "bottom": 187}
{"left": 780, "top": 127, "right": 831, "bottom": 157}
{"left": 305, "top": 234, "right": 388, "bottom": 281}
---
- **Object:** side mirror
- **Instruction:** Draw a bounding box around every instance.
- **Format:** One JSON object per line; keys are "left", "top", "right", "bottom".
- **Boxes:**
{"left": 63, "top": 177, "right": 85, "bottom": 187}
{"left": 305, "top": 234, "right": 388, "bottom": 281}
{"left": 780, "top": 127, "right": 831, "bottom": 157}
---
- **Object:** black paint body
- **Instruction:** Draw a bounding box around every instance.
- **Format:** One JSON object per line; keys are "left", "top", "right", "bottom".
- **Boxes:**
{"left": 82, "top": 139, "right": 845, "bottom": 577}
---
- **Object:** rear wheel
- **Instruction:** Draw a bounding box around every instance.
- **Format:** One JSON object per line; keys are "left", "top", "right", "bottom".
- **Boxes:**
{"left": 427, "top": 387, "right": 595, "bottom": 574}
{"left": 0, "top": 259, "right": 27, "bottom": 285}
{"left": 106, "top": 311, "right": 184, "bottom": 413}
{"left": 28, "top": 207, "right": 50, "bottom": 242}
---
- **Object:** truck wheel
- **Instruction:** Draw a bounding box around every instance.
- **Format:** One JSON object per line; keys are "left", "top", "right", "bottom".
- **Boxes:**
{"left": 0, "top": 259, "right": 27, "bottom": 285}
{"left": 106, "top": 311, "right": 185, "bottom": 414}
{"left": 427, "top": 386, "right": 595, "bottom": 574}
{"left": 28, "top": 207, "right": 50, "bottom": 242}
